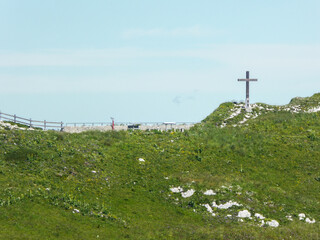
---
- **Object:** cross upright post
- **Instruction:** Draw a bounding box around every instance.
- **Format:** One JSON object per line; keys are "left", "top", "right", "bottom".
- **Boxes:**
{"left": 238, "top": 71, "right": 258, "bottom": 110}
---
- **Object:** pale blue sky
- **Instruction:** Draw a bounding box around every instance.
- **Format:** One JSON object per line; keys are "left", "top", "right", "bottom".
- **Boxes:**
{"left": 0, "top": 0, "right": 319, "bottom": 123}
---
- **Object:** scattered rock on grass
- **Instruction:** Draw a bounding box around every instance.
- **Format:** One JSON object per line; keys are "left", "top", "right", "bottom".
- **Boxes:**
{"left": 170, "top": 187, "right": 183, "bottom": 193}
{"left": 212, "top": 200, "right": 242, "bottom": 209}
{"left": 298, "top": 213, "right": 306, "bottom": 220}
{"left": 266, "top": 220, "right": 279, "bottom": 227}
{"left": 73, "top": 209, "right": 80, "bottom": 213}
{"left": 203, "top": 189, "right": 216, "bottom": 195}
{"left": 181, "top": 189, "right": 195, "bottom": 198}
{"left": 254, "top": 213, "right": 265, "bottom": 220}
{"left": 305, "top": 218, "right": 316, "bottom": 224}
{"left": 237, "top": 210, "right": 251, "bottom": 218}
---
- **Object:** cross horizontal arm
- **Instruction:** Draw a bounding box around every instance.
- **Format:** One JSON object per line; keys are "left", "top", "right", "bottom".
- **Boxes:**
{"left": 238, "top": 79, "right": 258, "bottom": 82}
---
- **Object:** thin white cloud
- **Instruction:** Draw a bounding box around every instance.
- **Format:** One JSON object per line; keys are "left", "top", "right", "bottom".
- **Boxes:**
{"left": 0, "top": 44, "right": 319, "bottom": 95}
{"left": 0, "top": 44, "right": 319, "bottom": 69}
{"left": 0, "top": 48, "right": 139, "bottom": 67}
{"left": 0, "top": 70, "right": 223, "bottom": 94}
{"left": 122, "top": 26, "right": 212, "bottom": 38}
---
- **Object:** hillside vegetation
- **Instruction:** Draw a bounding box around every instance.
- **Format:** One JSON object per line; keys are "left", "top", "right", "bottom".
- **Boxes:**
{"left": 0, "top": 94, "right": 319, "bottom": 239}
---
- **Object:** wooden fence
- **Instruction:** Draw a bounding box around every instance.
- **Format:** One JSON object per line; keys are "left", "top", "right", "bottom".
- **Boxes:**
{"left": 0, "top": 112, "right": 63, "bottom": 131}
{"left": 0, "top": 111, "right": 196, "bottom": 132}
{"left": 64, "top": 122, "right": 197, "bottom": 127}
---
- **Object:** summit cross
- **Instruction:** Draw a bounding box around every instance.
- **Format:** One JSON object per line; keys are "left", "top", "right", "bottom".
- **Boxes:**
{"left": 238, "top": 71, "right": 258, "bottom": 110}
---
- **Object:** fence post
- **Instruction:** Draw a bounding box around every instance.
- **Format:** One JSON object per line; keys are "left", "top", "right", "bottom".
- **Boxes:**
{"left": 29, "top": 118, "right": 32, "bottom": 128}
{"left": 14, "top": 114, "right": 16, "bottom": 123}
{"left": 44, "top": 120, "right": 46, "bottom": 130}
{"left": 61, "top": 122, "right": 63, "bottom": 131}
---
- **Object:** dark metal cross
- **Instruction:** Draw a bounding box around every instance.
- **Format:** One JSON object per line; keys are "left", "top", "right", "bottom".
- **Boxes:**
{"left": 238, "top": 71, "right": 258, "bottom": 109}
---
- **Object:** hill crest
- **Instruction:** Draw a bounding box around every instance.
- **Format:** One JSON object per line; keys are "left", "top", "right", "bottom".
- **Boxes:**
{"left": 202, "top": 93, "right": 320, "bottom": 128}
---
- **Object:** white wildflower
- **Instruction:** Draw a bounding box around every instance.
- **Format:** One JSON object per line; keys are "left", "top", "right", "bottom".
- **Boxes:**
{"left": 138, "top": 158, "right": 145, "bottom": 162}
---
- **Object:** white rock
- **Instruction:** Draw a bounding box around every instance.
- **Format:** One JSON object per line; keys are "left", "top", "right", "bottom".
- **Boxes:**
{"left": 237, "top": 210, "right": 251, "bottom": 218}
{"left": 170, "top": 187, "right": 183, "bottom": 193}
{"left": 220, "top": 123, "right": 227, "bottom": 128}
{"left": 138, "top": 158, "right": 145, "bottom": 162}
{"left": 212, "top": 200, "right": 242, "bottom": 209}
{"left": 305, "top": 218, "right": 316, "bottom": 224}
{"left": 254, "top": 213, "right": 265, "bottom": 220}
{"left": 307, "top": 106, "right": 320, "bottom": 113}
{"left": 286, "top": 215, "right": 293, "bottom": 221}
{"left": 91, "top": 170, "right": 97, "bottom": 173}
{"left": 73, "top": 209, "right": 80, "bottom": 213}
{"left": 225, "top": 108, "right": 242, "bottom": 121}
{"left": 298, "top": 213, "right": 306, "bottom": 220}
{"left": 181, "top": 189, "right": 195, "bottom": 198}
{"left": 266, "top": 220, "right": 279, "bottom": 227}
{"left": 203, "top": 190, "right": 216, "bottom": 196}
{"left": 202, "top": 203, "right": 213, "bottom": 213}
{"left": 239, "top": 118, "right": 248, "bottom": 124}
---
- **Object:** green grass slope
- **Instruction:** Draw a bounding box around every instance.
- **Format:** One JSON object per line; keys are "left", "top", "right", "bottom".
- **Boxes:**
{"left": 0, "top": 94, "right": 319, "bottom": 239}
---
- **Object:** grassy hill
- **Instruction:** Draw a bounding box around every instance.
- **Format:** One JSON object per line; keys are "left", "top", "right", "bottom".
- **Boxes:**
{"left": 0, "top": 93, "right": 319, "bottom": 239}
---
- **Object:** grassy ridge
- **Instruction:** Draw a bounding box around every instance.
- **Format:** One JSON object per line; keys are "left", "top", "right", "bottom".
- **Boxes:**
{"left": 0, "top": 94, "right": 319, "bottom": 239}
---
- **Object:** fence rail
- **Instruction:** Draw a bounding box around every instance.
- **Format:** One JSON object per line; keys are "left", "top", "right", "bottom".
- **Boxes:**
{"left": 0, "top": 111, "right": 197, "bottom": 132}
{"left": 0, "top": 112, "right": 63, "bottom": 131}
{"left": 64, "top": 121, "right": 197, "bottom": 127}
